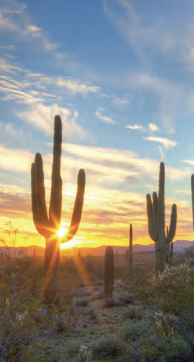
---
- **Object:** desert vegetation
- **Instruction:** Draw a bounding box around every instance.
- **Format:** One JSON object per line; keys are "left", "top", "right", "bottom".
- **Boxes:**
{"left": 1, "top": 246, "right": 194, "bottom": 361}
{"left": 1, "top": 116, "right": 194, "bottom": 362}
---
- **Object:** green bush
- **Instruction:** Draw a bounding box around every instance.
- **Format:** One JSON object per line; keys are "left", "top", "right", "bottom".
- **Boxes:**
{"left": 123, "top": 319, "right": 153, "bottom": 340}
{"left": 91, "top": 286, "right": 104, "bottom": 300}
{"left": 75, "top": 296, "right": 90, "bottom": 306}
{"left": 66, "top": 339, "right": 83, "bottom": 357}
{"left": 122, "top": 306, "right": 142, "bottom": 320}
{"left": 87, "top": 304, "right": 98, "bottom": 320}
{"left": 91, "top": 335, "right": 122, "bottom": 358}
{"left": 141, "top": 333, "right": 193, "bottom": 362}
{"left": 115, "top": 291, "right": 134, "bottom": 304}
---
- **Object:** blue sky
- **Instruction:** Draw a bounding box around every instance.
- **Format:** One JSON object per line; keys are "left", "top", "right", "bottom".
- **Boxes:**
{"left": 0, "top": 0, "right": 194, "bottom": 247}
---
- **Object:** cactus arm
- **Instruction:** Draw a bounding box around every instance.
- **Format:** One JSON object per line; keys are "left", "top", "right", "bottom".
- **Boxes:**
{"left": 191, "top": 174, "right": 194, "bottom": 228}
{"left": 166, "top": 242, "right": 169, "bottom": 264}
{"left": 61, "top": 169, "right": 85, "bottom": 243}
{"left": 167, "top": 204, "right": 177, "bottom": 242}
{"left": 169, "top": 241, "right": 173, "bottom": 266}
{"left": 158, "top": 162, "right": 165, "bottom": 234}
{"left": 153, "top": 192, "right": 158, "bottom": 226}
{"left": 146, "top": 194, "right": 158, "bottom": 241}
{"left": 166, "top": 226, "right": 169, "bottom": 238}
{"left": 49, "top": 116, "right": 62, "bottom": 231}
{"left": 31, "top": 154, "right": 49, "bottom": 238}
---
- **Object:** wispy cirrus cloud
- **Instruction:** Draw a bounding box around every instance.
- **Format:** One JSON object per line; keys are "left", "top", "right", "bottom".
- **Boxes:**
{"left": 0, "top": 57, "right": 100, "bottom": 96}
{"left": 95, "top": 110, "right": 116, "bottom": 124}
{"left": 18, "top": 104, "right": 88, "bottom": 139}
{"left": 181, "top": 159, "right": 194, "bottom": 166}
{"left": 54, "top": 77, "right": 100, "bottom": 94}
{"left": 104, "top": 0, "right": 194, "bottom": 72}
{"left": 0, "top": 0, "right": 56, "bottom": 50}
{"left": 0, "top": 57, "right": 98, "bottom": 139}
{"left": 143, "top": 136, "right": 177, "bottom": 149}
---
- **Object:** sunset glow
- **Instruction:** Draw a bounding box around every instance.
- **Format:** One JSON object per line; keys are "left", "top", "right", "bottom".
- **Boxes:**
{"left": 57, "top": 227, "right": 68, "bottom": 239}
{"left": 0, "top": 0, "right": 194, "bottom": 251}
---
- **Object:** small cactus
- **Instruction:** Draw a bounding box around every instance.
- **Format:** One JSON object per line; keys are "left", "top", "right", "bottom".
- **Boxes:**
{"left": 79, "top": 346, "right": 91, "bottom": 362}
{"left": 104, "top": 246, "right": 114, "bottom": 298}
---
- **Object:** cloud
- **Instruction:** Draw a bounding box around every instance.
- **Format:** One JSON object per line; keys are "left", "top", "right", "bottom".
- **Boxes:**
{"left": 0, "top": 0, "right": 56, "bottom": 51}
{"left": 17, "top": 103, "right": 87, "bottom": 139}
{"left": 113, "top": 96, "right": 129, "bottom": 106}
{"left": 0, "top": 145, "right": 33, "bottom": 174}
{"left": 56, "top": 77, "right": 100, "bottom": 94}
{"left": 148, "top": 123, "right": 158, "bottom": 132}
{"left": 122, "top": 70, "right": 184, "bottom": 133}
{"left": 181, "top": 159, "right": 194, "bottom": 166}
{"left": 126, "top": 124, "right": 143, "bottom": 130}
{"left": 143, "top": 136, "right": 177, "bottom": 149}
{"left": 95, "top": 110, "right": 116, "bottom": 124}
{"left": 0, "top": 57, "right": 100, "bottom": 98}
{"left": 27, "top": 25, "right": 41, "bottom": 33}
{"left": 63, "top": 143, "right": 189, "bottom": 183}
{"left": 104, "top": 0, "right": 194, "bottom": 72}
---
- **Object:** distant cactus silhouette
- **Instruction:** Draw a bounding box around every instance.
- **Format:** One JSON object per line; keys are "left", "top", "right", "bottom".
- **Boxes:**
{"left": 129, "top": 223, "right": 133, "bottom": 272}
{"left": 191, "top": 174, "right": 194, "bottom": 228}
{"left": 146, "top": 162, "right": 177, "bottom": 274}
{"left": 31, "top": 115, "right": 85, "bottom": 296}
{"left": 104, "top": 246, "right": 114, "bottom": 298}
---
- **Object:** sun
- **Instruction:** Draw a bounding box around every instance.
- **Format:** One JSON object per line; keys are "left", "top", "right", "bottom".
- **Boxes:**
{"left": 57, "top": 227, "right": 68, "bottom": 238}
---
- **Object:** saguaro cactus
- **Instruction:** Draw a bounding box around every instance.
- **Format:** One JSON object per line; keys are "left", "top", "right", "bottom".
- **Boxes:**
{"left": 104, "top": 246, "right": 114, "bottom": 298}
{"left": 129, "top": 223, "right": 133, "bottom": 272}
{"left": 31, "top": 115, "right": 85, "bottom": 293}
{"left": 146, "top": 162, "right": 177, "bottom": 274}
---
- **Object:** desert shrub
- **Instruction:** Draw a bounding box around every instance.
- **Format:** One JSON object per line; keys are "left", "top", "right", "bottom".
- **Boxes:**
{"left": 135, "top": 262, "right": 194, "bottom": 352}
{"left": 91, "top": 335, "right": 122, "bottom": 358}
{"left": 123, "top": 319, "right": 153, "bottom": 340}
{"left": 93, "top": 280, "right": 103, "bottom": 287}
{"left": 60, "top": 257, "right": 78, "bottom": 274}
{"left": 114, "top": 291, "right": 134, "bottom": 305}
{"left": 84, "top": 287, "right": 93, "bottom": 296}
{"left": 87, "top": 304, "right": 98, "bottom": 320}
{"left": 141, "top": 333, "right": 193, "bottom": 362}
{"left": 14, "top": 255, "right": 35, "bottom": 272}
{"left": 82, "top": 254, "right": 97, "bottom": 273}
{"left": 75, "top": 296, "right": 90, "bottom": 307}
{"left": 102, "top": 296, "right": 115, "bottom": 308}
{"left": 66, "top": 339, "right": 83, "bottom": 357}
{"left": 91, "top": 286, "right": 104, "bottom": 300}
{"left": 122, "top": 306, "right": 142, "bottom": 320}
{"left": 184, "top": 245, "right": 194, "bottom": 262}
{"left": 79, "top": 280, "right": 91, "bottom": 287}
{"left": 0, "top": 297, "right": 38, "bottom": 361}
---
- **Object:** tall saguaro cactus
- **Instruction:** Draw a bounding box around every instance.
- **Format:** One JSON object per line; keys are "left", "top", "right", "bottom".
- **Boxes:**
{"left": 129, "top": 223, "right": 133, "bottom": 272}
{"left": 31, "top": 115, "right": 85, "bottom": 294}
{"left": 146, "top": 162, "right": 177, "bottom": 274}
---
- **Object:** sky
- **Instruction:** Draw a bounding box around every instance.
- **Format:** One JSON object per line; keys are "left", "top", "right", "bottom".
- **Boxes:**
{"left": 0, "top": 0, "right": 194, "bottom": 249}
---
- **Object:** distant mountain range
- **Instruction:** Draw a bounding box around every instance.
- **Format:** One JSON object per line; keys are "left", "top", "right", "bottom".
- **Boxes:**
{"left": 0, "top": 240, "right": 193, "bottom": 257}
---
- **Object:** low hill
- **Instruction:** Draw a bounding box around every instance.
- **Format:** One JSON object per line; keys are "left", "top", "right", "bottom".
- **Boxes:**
{"left": 0, "top": 240, "right": 193, "bottom": 257}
